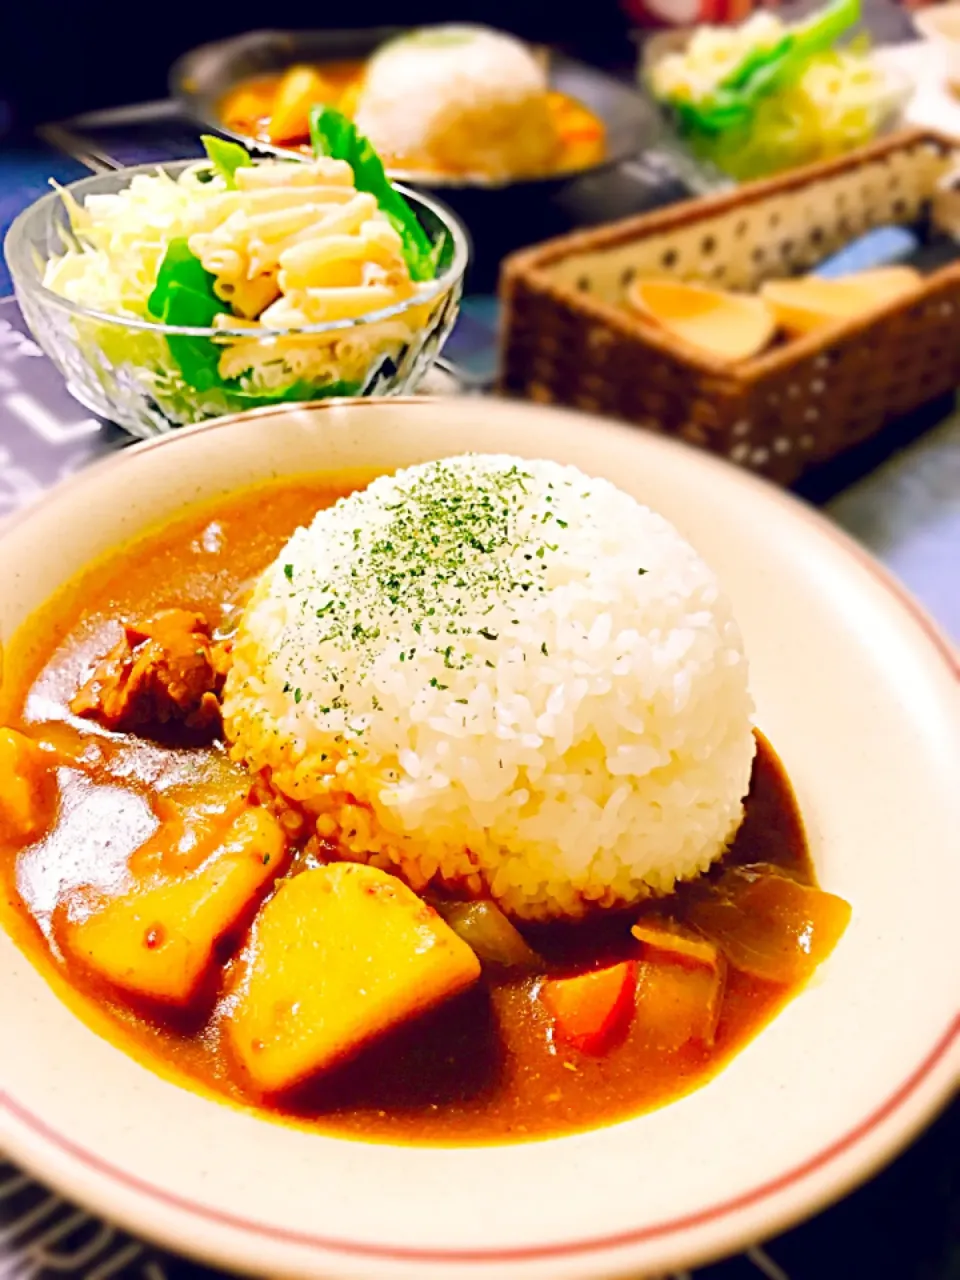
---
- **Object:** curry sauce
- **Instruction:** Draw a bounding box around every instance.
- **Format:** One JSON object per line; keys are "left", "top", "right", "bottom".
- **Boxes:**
{"left": 0, "top": 477, "right": 844, "bottom": 1144}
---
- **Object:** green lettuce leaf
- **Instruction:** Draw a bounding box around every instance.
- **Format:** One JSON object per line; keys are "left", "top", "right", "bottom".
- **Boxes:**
{"left": 308, "top": 105, "right": 440, "bottom": 282}
{"left": 148, "top": 239, "right": 232, "bottom": 390}
{"left": 201, "top": 134, "right": 254, "bottom": 188}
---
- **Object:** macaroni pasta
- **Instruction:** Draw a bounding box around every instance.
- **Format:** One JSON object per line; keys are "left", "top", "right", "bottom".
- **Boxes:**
{"left": 185, "top": 158, "right": 425, "bottom": 385}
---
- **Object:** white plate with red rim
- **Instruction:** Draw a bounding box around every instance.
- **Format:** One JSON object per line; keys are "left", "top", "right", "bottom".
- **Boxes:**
{"left": 1, "top": 396, "right": 958, "bottom": 1280}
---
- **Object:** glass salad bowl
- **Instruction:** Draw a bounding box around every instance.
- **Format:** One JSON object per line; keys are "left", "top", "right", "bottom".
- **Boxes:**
{"left": 5, "top": 160, "right": 468, "bottom": 439}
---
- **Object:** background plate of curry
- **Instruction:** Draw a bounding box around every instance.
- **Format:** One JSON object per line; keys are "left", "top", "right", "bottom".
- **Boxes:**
{"left": 170, "top": 26, "right": 657, "bottom": 191}
{"left": 0, "top": 397, "right": 957, "bottom": 1280}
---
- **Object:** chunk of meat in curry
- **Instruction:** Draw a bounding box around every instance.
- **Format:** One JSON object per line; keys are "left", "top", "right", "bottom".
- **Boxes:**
{"left": 70, "top": 609, "right": 230, "bottom": 734}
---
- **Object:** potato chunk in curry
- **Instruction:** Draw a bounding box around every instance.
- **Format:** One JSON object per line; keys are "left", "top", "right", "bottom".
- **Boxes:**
{"left": 58, "top": 807, "right": 287, "bottom": 1005}
{"left": 0, "top": 728, "right": 56, "bottom": 845}
{"left": 226, "top": 863, "right": 482, "bottom": 1094}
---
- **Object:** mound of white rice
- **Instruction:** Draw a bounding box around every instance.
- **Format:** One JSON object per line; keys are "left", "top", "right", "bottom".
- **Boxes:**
{"left": 223, "top": 455, "right": 755, "bottom": 920}
{"left": 354, "top": 26, "right": 559, "bottom": 180}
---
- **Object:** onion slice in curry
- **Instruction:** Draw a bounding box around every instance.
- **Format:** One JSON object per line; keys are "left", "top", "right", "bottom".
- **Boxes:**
{"left": 682, "top": 862, "right": 852, "bottom": 985}
{"left": 631, "top": 916, "right": 720, "bottom": 967}
{"left": 431, "top": 899, "right": 542, "bottom": 970}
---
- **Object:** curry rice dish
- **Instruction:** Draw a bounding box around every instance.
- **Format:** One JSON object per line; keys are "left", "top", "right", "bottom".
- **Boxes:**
{"left": 0, "top": 454, "right": 850, "bottom": 1142}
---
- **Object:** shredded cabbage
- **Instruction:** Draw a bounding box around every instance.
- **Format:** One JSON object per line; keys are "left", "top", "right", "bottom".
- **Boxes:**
{"left": 43, "top": 168, "right": 226, "bottom": 321}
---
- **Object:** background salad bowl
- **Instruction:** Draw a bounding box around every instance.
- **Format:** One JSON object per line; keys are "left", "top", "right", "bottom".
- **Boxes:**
{"left": 641, "top": 0, "right": 913, "bottom": 187}
{"left": 4, "top": 154, "right": 467, "bottom": 438}
{"left": 0, "top": 397, "right": 958, "bottom": 1280}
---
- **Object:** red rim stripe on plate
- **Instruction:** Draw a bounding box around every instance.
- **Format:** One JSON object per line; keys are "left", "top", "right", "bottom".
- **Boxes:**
{"left": 2, "top": 1017, "right": 957, "bottom": 1263}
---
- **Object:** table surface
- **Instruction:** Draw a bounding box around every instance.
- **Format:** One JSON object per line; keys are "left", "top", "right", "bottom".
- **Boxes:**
{"left": 1, "top": 24, "right": 958, "bottom": 1278}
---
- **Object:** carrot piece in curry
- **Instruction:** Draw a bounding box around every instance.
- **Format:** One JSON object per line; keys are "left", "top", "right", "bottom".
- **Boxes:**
{"left": 541, "top": 960, "right": 638, "bottom": 1054}
{"left": 57, "top": 806, "right": 287, "bottom": 1006}
{"left": 225, "top": 862, "right": 482, "bottom": 1094}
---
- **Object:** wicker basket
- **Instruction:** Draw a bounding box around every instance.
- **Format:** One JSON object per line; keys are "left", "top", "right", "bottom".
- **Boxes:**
{"left": 500, "top": 129, "right": 960, "bottom": 485}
